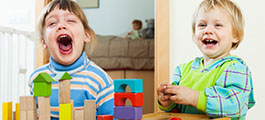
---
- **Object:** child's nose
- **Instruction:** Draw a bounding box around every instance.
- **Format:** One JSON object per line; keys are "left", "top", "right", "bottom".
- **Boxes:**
{"left": 57, "top": 23, "right": 67, "bottom": 31}
{"left": 204, "top": 26, "right": 213, "bottom": 35}
{"left": 57, "top": 26, "right": 67, "bottom": 31}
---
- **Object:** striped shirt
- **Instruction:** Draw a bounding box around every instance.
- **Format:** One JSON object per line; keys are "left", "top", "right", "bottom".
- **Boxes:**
{"left": 158, "top": 56, "right": 255, "bottom": 120}
{"left": 28, "top": 52, "right": 114, "bottom": 119}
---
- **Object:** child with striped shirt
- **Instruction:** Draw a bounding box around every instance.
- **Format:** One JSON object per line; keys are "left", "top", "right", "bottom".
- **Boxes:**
{"left": 28, "top": 0, "right": 114, "bottom": 119}
{"left": 157, "top": 0, "right": 255, "bottom": 119}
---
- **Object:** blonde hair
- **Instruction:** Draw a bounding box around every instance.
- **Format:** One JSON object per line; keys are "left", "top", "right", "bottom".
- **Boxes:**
{"left": 192, "top": 0, "right": 244, "bottom": 49}
{"left": 37, "top": 0, "right": 97, "bottom": 53}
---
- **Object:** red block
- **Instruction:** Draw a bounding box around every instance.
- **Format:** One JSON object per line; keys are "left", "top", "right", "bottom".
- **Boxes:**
{"left": 97, "top": 115, "right": 113, "bottom": 120}
{"left": 114, "top": 92, "right": 143, "bottom": 107}
{"left": 168, "top": 117, "right": 182, "bottom": 120}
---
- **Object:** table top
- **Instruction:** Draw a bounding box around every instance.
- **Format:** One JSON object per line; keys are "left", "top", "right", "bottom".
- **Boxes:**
{"left": 143, "top": 112, "right": 231, "bottom": 120}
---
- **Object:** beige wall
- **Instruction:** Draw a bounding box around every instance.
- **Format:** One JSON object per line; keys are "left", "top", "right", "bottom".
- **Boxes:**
{"left": 170, "top": 0, "right": 265, "bottom": 119}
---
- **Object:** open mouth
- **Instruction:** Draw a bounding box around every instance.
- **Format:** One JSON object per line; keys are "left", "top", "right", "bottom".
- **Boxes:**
{"left": 57, "top": 34, "right": 73, "bottom": 54}
{"left": 202, "top": 39, "right": 218, "bottom": 46}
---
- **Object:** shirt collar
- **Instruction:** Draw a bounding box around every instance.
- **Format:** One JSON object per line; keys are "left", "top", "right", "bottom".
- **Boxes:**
{"left": 49, "top": 52, "right": 89, "bottom": 73}
{"left": 191, "top": 55, "right": 245, "bottom": 72}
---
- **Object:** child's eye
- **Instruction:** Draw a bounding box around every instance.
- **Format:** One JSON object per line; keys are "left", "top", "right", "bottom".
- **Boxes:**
{"left": 67, "top": 20, "right": 76, "bottom": 23}
{"left": 215, "top": 23, "right": 223, "bottom": 27}
{"left": 198, "top": 23, "right": 206, "bottom": 27}
{"left": 48, "top": 22, "right": 56, "bottom": 26}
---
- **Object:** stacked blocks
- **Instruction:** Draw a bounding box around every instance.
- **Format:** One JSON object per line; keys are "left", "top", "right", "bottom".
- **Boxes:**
{"left": 114, "top": 79, "right": 143, "bottom": 120}
{"left": 2, "top": 72, "right": 99, "bottom": 120}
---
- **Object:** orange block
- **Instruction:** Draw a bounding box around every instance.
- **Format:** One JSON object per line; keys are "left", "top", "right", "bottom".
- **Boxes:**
{"left": 114, "top": 92, "right": 143, "bottom": 107}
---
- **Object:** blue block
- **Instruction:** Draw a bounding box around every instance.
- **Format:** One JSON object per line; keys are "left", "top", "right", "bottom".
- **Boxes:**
{"left": 114, "top": 79, "right": 143, "bottom": 93}
{"left": 114, "top": 106, "right": 142, "bottom": 119}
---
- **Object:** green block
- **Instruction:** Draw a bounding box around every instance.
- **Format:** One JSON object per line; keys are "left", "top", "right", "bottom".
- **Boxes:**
{"left": 33, "top": 82, "right": 52, "bottom": 96}
{"left": 33, "top": 72, "right": 55, "bottom": 82}
{"left": 54, "top": 72, "right": 72, "bottom": 81}
{"left": 33, "top": 72, "right": 55, "bottom": 97}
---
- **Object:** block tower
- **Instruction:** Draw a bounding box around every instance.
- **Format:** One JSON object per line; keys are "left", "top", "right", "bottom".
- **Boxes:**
{"left": 114, "top": 79, "right": 143, "bottom": 120}
{"left": 32, "top": 72, "right": 55, "bottom": 120}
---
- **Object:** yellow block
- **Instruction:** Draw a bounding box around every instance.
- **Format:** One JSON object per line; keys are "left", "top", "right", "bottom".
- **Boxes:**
{"left": 59, "top": 103, "right": 72, "bottom": 120}
{"left": 2, "top": 102, "right": 12, "bottom": 120}
{"left": 16, "top": 103, "right": 20, "bottom": 120}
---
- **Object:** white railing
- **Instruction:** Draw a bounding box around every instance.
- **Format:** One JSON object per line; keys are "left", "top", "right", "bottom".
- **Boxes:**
{"left": 0, "top": 26, "right": 35, "bottom": 118}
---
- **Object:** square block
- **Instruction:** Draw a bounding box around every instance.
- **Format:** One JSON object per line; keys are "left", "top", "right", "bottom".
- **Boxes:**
{"left": 59, "top": 104, "right": 72, "bottom": 120}
{"left": 114, "top": 106, "right": 142, "bottom": 119}
{"left": 19, "top": 96, "right": 36, "bottom": 111}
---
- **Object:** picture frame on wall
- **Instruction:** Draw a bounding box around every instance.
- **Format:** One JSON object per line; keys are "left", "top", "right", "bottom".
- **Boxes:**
{"left": 76, "top": 0, "right": 99, "bottom": 8}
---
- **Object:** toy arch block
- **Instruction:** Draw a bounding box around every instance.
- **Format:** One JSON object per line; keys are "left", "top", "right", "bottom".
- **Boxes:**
{"left": 33, "top": 72, "right": 55, "bottom": 96}
{"left": 114, "top": 93, "right": 143, "bottom": 107}
{"left": 114, "top": 106, "right": 142, "bottom": 119}
{"left": 114, "top": 79, "right": 143, "bottom": 93}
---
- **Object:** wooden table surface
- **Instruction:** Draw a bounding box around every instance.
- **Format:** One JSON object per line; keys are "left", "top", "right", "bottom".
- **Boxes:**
{"left": 143, "top": 112, "right": 231, "bottom": 120}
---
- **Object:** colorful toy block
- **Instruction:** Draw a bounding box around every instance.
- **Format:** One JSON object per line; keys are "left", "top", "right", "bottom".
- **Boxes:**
{"left": 169, "top": 117, "right": 182, "bottom": 120}
{"left": 114, "top": 106, "right": 142, "bottom": 119}
{"left": 114, "top": 79, "right": 143, "bottom": 93}
{"left": 16, "top": 103, "right": 20, "bottom": 120}
{"left": 54, "top": 72, "right": 72, "bottom": 81}
{"left": 33, "top": 72, "right": 55, "bottom": 96}
{"left": 2, "top": 102, "right": 12, "bottom": 120}
{"left": 97, "top": 115, "right": 113, "bottom": 120}
{"left": 59, "top": 103, "right": 72, "bottom": 120}
{"left": 114, "top": 92, "right": 143, "bottom": 107}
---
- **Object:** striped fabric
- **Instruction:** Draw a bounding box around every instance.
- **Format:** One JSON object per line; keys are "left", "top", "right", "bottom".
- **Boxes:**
{"left": 158, "top": 56, "right": 255, "bottom": 120}
{"left": 28, "top": 52, "right": 114, "bottom": 119}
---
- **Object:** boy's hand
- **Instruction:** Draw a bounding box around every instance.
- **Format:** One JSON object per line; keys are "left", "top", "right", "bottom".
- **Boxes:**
{"left": 164, "top": 85, "right": 199, "bottom": 107}
{"left": 157, "top": 83, "right": 171, "bottom": 107}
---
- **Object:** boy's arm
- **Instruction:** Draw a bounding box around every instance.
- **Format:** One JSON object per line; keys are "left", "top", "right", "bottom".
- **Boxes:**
{"left": 198, "top": 63, "right": 255, "bottom": 118}
{"left": 158, "top": 66, "right": 181, "bottom": 112}
{"left": 96, "top": 76, "right": 114, "bottom": 115}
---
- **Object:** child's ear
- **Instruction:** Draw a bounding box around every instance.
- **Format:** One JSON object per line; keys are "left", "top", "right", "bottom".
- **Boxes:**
{"left": 41, "top": 38, "right": 47, "bottom": 49}
{"left": 232, "top": 37, "right": 239, "bottom": 44}
{"left": 84, "top": 32, "right": 91, "bottom": 43}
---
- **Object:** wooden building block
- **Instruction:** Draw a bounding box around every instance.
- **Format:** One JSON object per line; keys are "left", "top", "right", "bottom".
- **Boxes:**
{"left": 114, "top": 106, "right": 142, "bottom": 119}
{"left": 59, "top": 103, "right": 72, "bottom": 120}
{"left": 19, "top": 96, "right": 36, "bottom": 111}
{"left": 27, "top": 110, "right": 37, "bottom": 120}
{"left": 97, "top": 115, "right": 113, "bottom": 120}
{"left": 84, "top": 100, "right": 96, "bottom": 120}
{"left": 59, "top": 80, "right": 71, "bottom": 104}
{"left": 114, "top": 79, "right": 143, "bottom": 93}
{"left": 33, "top": 72, "right": 54, "bottom": 96}
{"left": 16, "top": 103, "right": 20, "bottom": 120}
{"left": 56, "top": 72, "right": 72, "bottom": 104}
{"left": 38, "top": 96, "right": 50, "bottom": 120}
{"left": 2, "top": 102, "right": 12, "bottom": 120}
{"left": 20, "top": 111, "right": 27, "bottom": 120}
{"left": 73, "top": 110, "right": 84, "bottom": 120}
{"left": 114, "top": 92, "right": 143, "bottom": 107}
